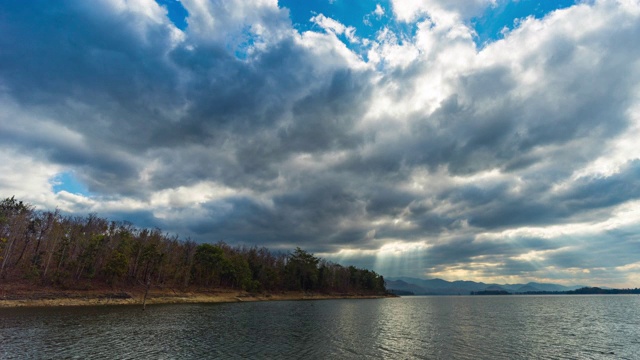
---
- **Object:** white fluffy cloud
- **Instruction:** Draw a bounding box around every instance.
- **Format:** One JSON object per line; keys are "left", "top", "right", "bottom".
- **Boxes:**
{"left": 391, "top": 0, "right": 496, "bottom": 23}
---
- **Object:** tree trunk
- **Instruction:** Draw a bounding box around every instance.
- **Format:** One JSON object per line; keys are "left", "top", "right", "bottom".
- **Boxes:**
{"left": 42, "top": 235, "right": 59, "bottom": 279}
{"left": 13, "top": 235, "right": 31, "bottom": 266}
{"left": 0, "top": 236, "right": 15, "bottom": 278}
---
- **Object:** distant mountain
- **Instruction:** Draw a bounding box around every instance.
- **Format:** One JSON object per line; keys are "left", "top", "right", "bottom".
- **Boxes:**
{"left": 388, "top": 277, "right": 481, "bottom": 295}
{"left": 384, "top": 280, "right": 426, "bottom": 295}
{"left": 515, "top": 285, "right": 541, "bottom": 293}
{"left": 485, "top": 285, "right": 506, "bottom": 291}
{"left": 388, "top": 289, "right": 415, "bottom": 296}
{"left": 386, "top": 277, "right": 585, "bottom": 295}
{"left": 523, "top": 282, "right": 583, "bottom": 292}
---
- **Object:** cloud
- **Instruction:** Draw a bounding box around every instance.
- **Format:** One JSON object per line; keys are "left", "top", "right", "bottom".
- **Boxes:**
{"left": 390, "top": 0, "right": 496, "bottom": 23}
{"left": 1, "top": 0, "right": 640, "bottom": 286}
{"left": 311, "top": 14, "right": 359, "bottom": 43}
{"left": 374, "top": 4, "right": 385, "bottom": 18}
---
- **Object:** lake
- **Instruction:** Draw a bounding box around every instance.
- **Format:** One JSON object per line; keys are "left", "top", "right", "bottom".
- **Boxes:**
{"left": 1, "top": 295, "right": 639, "bottom": 359}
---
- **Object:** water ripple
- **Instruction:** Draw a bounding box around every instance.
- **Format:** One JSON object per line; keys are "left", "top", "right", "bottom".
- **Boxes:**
{"left": 1, "top": 295, "right": 639, "bottom": 359}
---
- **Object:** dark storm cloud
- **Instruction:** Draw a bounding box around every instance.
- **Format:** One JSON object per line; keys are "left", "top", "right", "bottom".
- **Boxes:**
{"left": 183, "top": 183, "right": 376, "bottom": 252}
{"left": 278, "top": 70, "right": 371, "bottom": 153}
{"left": 0, "top": 0, "right": 372, "bottom": 195}
{"left": 415, "top": 235, "right": 560, "bottom": 269}
{"left": 364, "top": 187, "right": 416, "bottom": 217}
{"left": 0, "top": 0, "right": 182, "bottom": 124}
{"left": 560, "top": 160, "right": 640, "bottom": 210}
{"left": 448, "top": 160, "right": 640, "bottom": 230}
{"left": 543, "top": 229, "right": 640, "bottom": 270}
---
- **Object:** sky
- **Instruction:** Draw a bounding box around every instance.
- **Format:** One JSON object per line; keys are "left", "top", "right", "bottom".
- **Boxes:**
{"left": 1, "top": 0, "right": 640, "bottom": 287}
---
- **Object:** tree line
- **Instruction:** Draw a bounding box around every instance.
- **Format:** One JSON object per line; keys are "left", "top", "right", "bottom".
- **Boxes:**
{"left": 0, "top": 197, "right": 387, "bottom": 294}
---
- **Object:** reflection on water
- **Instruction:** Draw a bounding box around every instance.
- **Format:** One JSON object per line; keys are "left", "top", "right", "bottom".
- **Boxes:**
{"left": 1, "top": 295, "right": 639, "bottom": 359}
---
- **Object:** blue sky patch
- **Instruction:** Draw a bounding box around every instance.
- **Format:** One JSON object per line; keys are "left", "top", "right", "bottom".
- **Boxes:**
{"left": 52, "top": 171, "right": 90, "bottom": 196}
{"left": 155, "top": 0, "right": 189, "bottom": 30}
{"left": 472, "top": 0, "right": 578, "bottom": 46}
{"left": 279, "top": 0, "right": 579, "bottom": 51}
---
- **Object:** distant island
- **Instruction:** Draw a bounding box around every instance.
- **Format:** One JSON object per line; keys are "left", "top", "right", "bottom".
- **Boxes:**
{"left": 471, "top": 287, "right": 640, "bottom": 295}
{"left": 471, "top": 290, "right": 511, "bottom": 295}
{"left": 386, "top": 276, "right": 639, "bottom": 296}
{"left": 0, "top": 197, "right": 390, "bottom": 307}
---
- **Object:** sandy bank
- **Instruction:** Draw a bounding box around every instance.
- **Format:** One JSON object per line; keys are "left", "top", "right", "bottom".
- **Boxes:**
{"left": 0, "top": 285, "right": 393, "bottom": 308}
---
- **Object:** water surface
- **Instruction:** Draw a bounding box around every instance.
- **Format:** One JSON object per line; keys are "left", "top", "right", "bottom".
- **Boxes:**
{"left": 1, "top": 295, "right": 639, "bottom": 359}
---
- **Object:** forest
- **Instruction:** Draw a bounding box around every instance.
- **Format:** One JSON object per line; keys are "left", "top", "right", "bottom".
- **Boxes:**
{"left": 0, "top": 197, "right": 387, "bottom": 295}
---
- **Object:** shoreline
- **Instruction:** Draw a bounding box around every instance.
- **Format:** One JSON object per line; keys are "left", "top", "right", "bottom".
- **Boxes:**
{"left": 0, "top": 286, "right": 394, "bottom": 308}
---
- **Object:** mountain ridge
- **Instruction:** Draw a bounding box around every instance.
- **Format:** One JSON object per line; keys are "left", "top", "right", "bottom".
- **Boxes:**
{"left": 386, "top": 277, "right": 585, "bottom": 295}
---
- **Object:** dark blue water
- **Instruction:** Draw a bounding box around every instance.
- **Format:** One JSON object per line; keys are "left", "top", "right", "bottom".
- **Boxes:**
{"left": 1, "top": 295, "right": 639, "bottom": 359}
